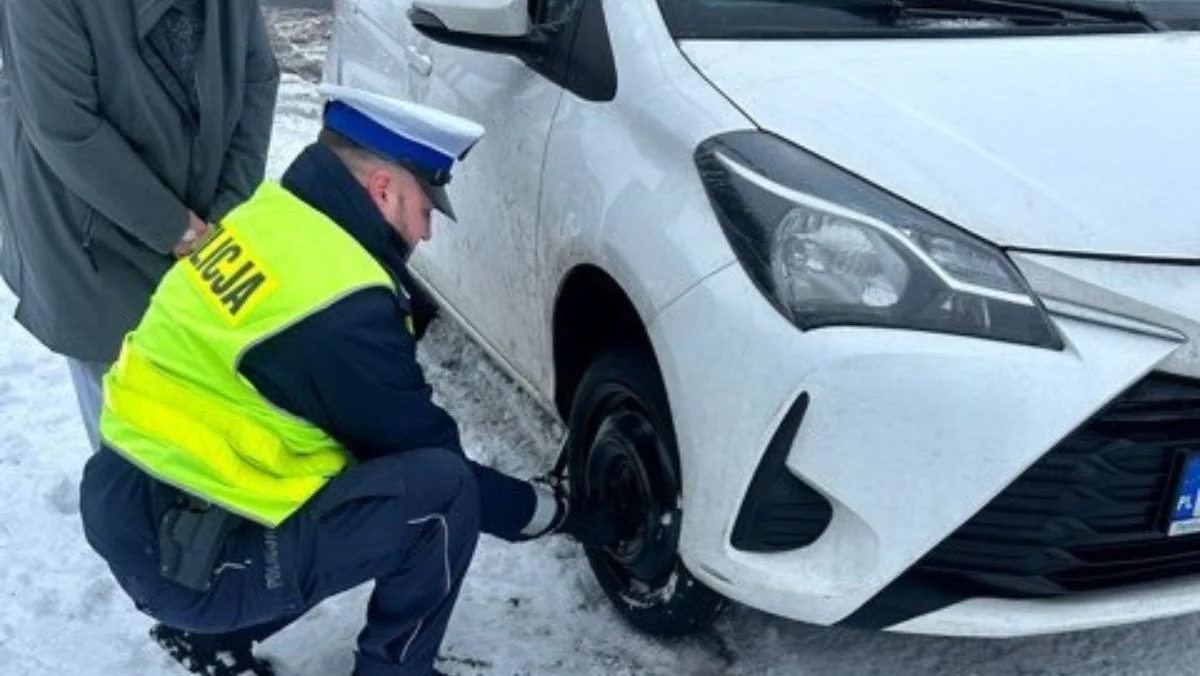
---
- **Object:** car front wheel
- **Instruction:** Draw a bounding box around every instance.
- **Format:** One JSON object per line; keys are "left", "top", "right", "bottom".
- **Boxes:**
{"left": 565, "top": 346, "right": 727, "bottom": 637}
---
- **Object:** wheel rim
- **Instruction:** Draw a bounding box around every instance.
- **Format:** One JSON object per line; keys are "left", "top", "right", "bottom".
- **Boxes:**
{"left": 582, "top": 388, "right": 682, "bottom": 592}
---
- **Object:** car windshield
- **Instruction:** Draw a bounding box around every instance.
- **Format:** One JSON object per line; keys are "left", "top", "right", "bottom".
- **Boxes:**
{"left": 657, "top": 0, "right": 1200, "bottom": 39}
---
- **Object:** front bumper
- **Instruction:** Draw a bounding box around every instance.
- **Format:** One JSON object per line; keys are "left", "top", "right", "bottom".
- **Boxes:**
{"left": 649, "top": 259, "right": 1197, "bottom": 636}
{"left": 890, "top": 573, "right": 1200, "bottom": 638}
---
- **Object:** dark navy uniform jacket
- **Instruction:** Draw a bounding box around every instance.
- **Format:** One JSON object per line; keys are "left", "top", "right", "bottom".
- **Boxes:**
{"left": 83, "top": 143, "right": 538, "bottom": 549}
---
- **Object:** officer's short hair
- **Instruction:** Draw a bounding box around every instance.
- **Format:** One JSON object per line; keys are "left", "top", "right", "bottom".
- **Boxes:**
{"left": 318, "top": 126, "right": 406, "bottom": 179}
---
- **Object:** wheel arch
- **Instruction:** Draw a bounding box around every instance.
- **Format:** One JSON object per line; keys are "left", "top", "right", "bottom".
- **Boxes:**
{"left": 551, "top": 264, "right": 662, "bottom": 421}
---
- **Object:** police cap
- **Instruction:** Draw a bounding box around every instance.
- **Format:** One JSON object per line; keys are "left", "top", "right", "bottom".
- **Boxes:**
{"left": 317, "top": 84, "right": 485, "bottom": 221}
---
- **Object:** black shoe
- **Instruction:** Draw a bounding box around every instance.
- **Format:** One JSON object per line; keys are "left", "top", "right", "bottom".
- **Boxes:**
{"left": 150, "top": 623, "right": 276, "bottom": 676}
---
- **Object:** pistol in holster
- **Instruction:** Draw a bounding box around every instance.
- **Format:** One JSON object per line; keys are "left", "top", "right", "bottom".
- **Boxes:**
{"left": 153, "top": 482, "right": 242, "bottom": 593}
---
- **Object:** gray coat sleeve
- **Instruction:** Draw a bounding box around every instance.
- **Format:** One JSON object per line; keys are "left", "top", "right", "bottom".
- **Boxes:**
{"left": 4, "top": 0, "right": 189, "bottom": 255}
{"left": 208, "top": 4, "right": 281, "bottom": 223}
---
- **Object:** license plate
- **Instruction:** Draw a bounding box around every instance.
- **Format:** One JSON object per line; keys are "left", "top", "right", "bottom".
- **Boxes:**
{"left": 1169, "top": 453, "right": 1200, "bottom": 537}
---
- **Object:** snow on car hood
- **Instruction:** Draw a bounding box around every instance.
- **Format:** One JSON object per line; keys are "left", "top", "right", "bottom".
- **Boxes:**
{"left": 680, "top": 33, "right": 1200, "bottom": 259}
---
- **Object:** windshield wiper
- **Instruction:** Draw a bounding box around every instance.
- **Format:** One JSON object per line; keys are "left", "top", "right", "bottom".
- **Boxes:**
{"left": 895, "top": 0, "right": 1153, "bottom": 26}
{"left": 822, "top": 0, "right": 1156, "bottom": 28}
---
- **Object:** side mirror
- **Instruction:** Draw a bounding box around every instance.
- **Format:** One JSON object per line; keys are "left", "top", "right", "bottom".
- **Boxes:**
{"left": 409, "top": 0, "right": 533, "bottom": 38}
{"left": 409, "top": 0, "right": 556, "bottom": 62}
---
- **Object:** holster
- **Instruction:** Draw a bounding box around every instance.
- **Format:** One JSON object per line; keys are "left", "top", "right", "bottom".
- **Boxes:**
{"left": 151, "top": 481, "right": 242, "bottom": 593}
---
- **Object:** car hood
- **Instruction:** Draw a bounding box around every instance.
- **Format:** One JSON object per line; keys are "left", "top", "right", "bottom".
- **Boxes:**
{"left": 680, "top": 33, "right": 1200, "bottom": 259}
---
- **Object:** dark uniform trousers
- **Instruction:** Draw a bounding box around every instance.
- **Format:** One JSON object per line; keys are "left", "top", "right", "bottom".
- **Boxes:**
{"left": 80, "top": 446, "right": 481, "bottom": 676}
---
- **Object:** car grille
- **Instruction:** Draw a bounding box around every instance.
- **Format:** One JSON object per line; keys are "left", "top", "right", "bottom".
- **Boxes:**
{"left": 915, "top": 373, "right": 1200, "bottom": 598}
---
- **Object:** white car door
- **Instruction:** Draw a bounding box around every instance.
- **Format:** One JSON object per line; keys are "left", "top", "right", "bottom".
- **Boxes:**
{"left": 329, "top": 0, "right": 425, "bottom": 100}
{"left": 400, "top": 1, "right": 577, "bottom": 391}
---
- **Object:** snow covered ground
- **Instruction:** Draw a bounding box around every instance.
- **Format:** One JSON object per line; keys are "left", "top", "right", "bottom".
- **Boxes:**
{"left": 5, "top": 9, "right": 1200, "bottom": 675}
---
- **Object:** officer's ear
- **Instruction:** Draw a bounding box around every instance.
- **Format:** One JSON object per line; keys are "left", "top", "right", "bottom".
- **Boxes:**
{"left": 363, "top": 166, "right": 403, "bottom": 223}
{"left": 363, "top": 166, "right": 388, "bottom": 202}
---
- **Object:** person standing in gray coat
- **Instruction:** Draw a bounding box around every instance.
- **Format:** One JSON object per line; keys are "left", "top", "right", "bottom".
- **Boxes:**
{"left": 0, "top": 0, "right": 281, "bottom": 450}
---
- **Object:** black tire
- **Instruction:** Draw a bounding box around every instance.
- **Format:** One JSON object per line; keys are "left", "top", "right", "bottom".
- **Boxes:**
{"left": 565, "top": 345, "right": 728, "bottom": 637}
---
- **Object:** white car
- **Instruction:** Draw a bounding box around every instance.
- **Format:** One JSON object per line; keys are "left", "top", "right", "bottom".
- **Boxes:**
{"left": 323, "top": 0, "right": 1200, "bottom": 639}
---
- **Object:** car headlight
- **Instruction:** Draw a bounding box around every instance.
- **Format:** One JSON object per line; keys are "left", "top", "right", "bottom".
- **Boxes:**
{"left": 695, "top": 131, "right": 1063, "bottom": 350}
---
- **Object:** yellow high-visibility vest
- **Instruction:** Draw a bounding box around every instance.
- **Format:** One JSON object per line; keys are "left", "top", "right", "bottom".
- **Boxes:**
{"left": 100, "top": 181, "right": 397, "bottom": 527}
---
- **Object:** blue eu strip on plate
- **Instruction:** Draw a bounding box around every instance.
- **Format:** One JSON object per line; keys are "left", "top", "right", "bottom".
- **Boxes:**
{"left": 1170, "top": 454, "right": 1200, "bottom": 537}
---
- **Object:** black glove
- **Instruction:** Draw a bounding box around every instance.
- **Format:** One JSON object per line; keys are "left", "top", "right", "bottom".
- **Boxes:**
{"left": 409, "top": 290, "right": 439, "bottom": 341}
{"left": 391, "top": 250, "right": 439, "bottom": 341}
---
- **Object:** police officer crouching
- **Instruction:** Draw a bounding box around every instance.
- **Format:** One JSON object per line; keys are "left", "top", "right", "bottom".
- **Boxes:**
{"left": 77, "top": 85, "right": 617, "bottom": 676}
